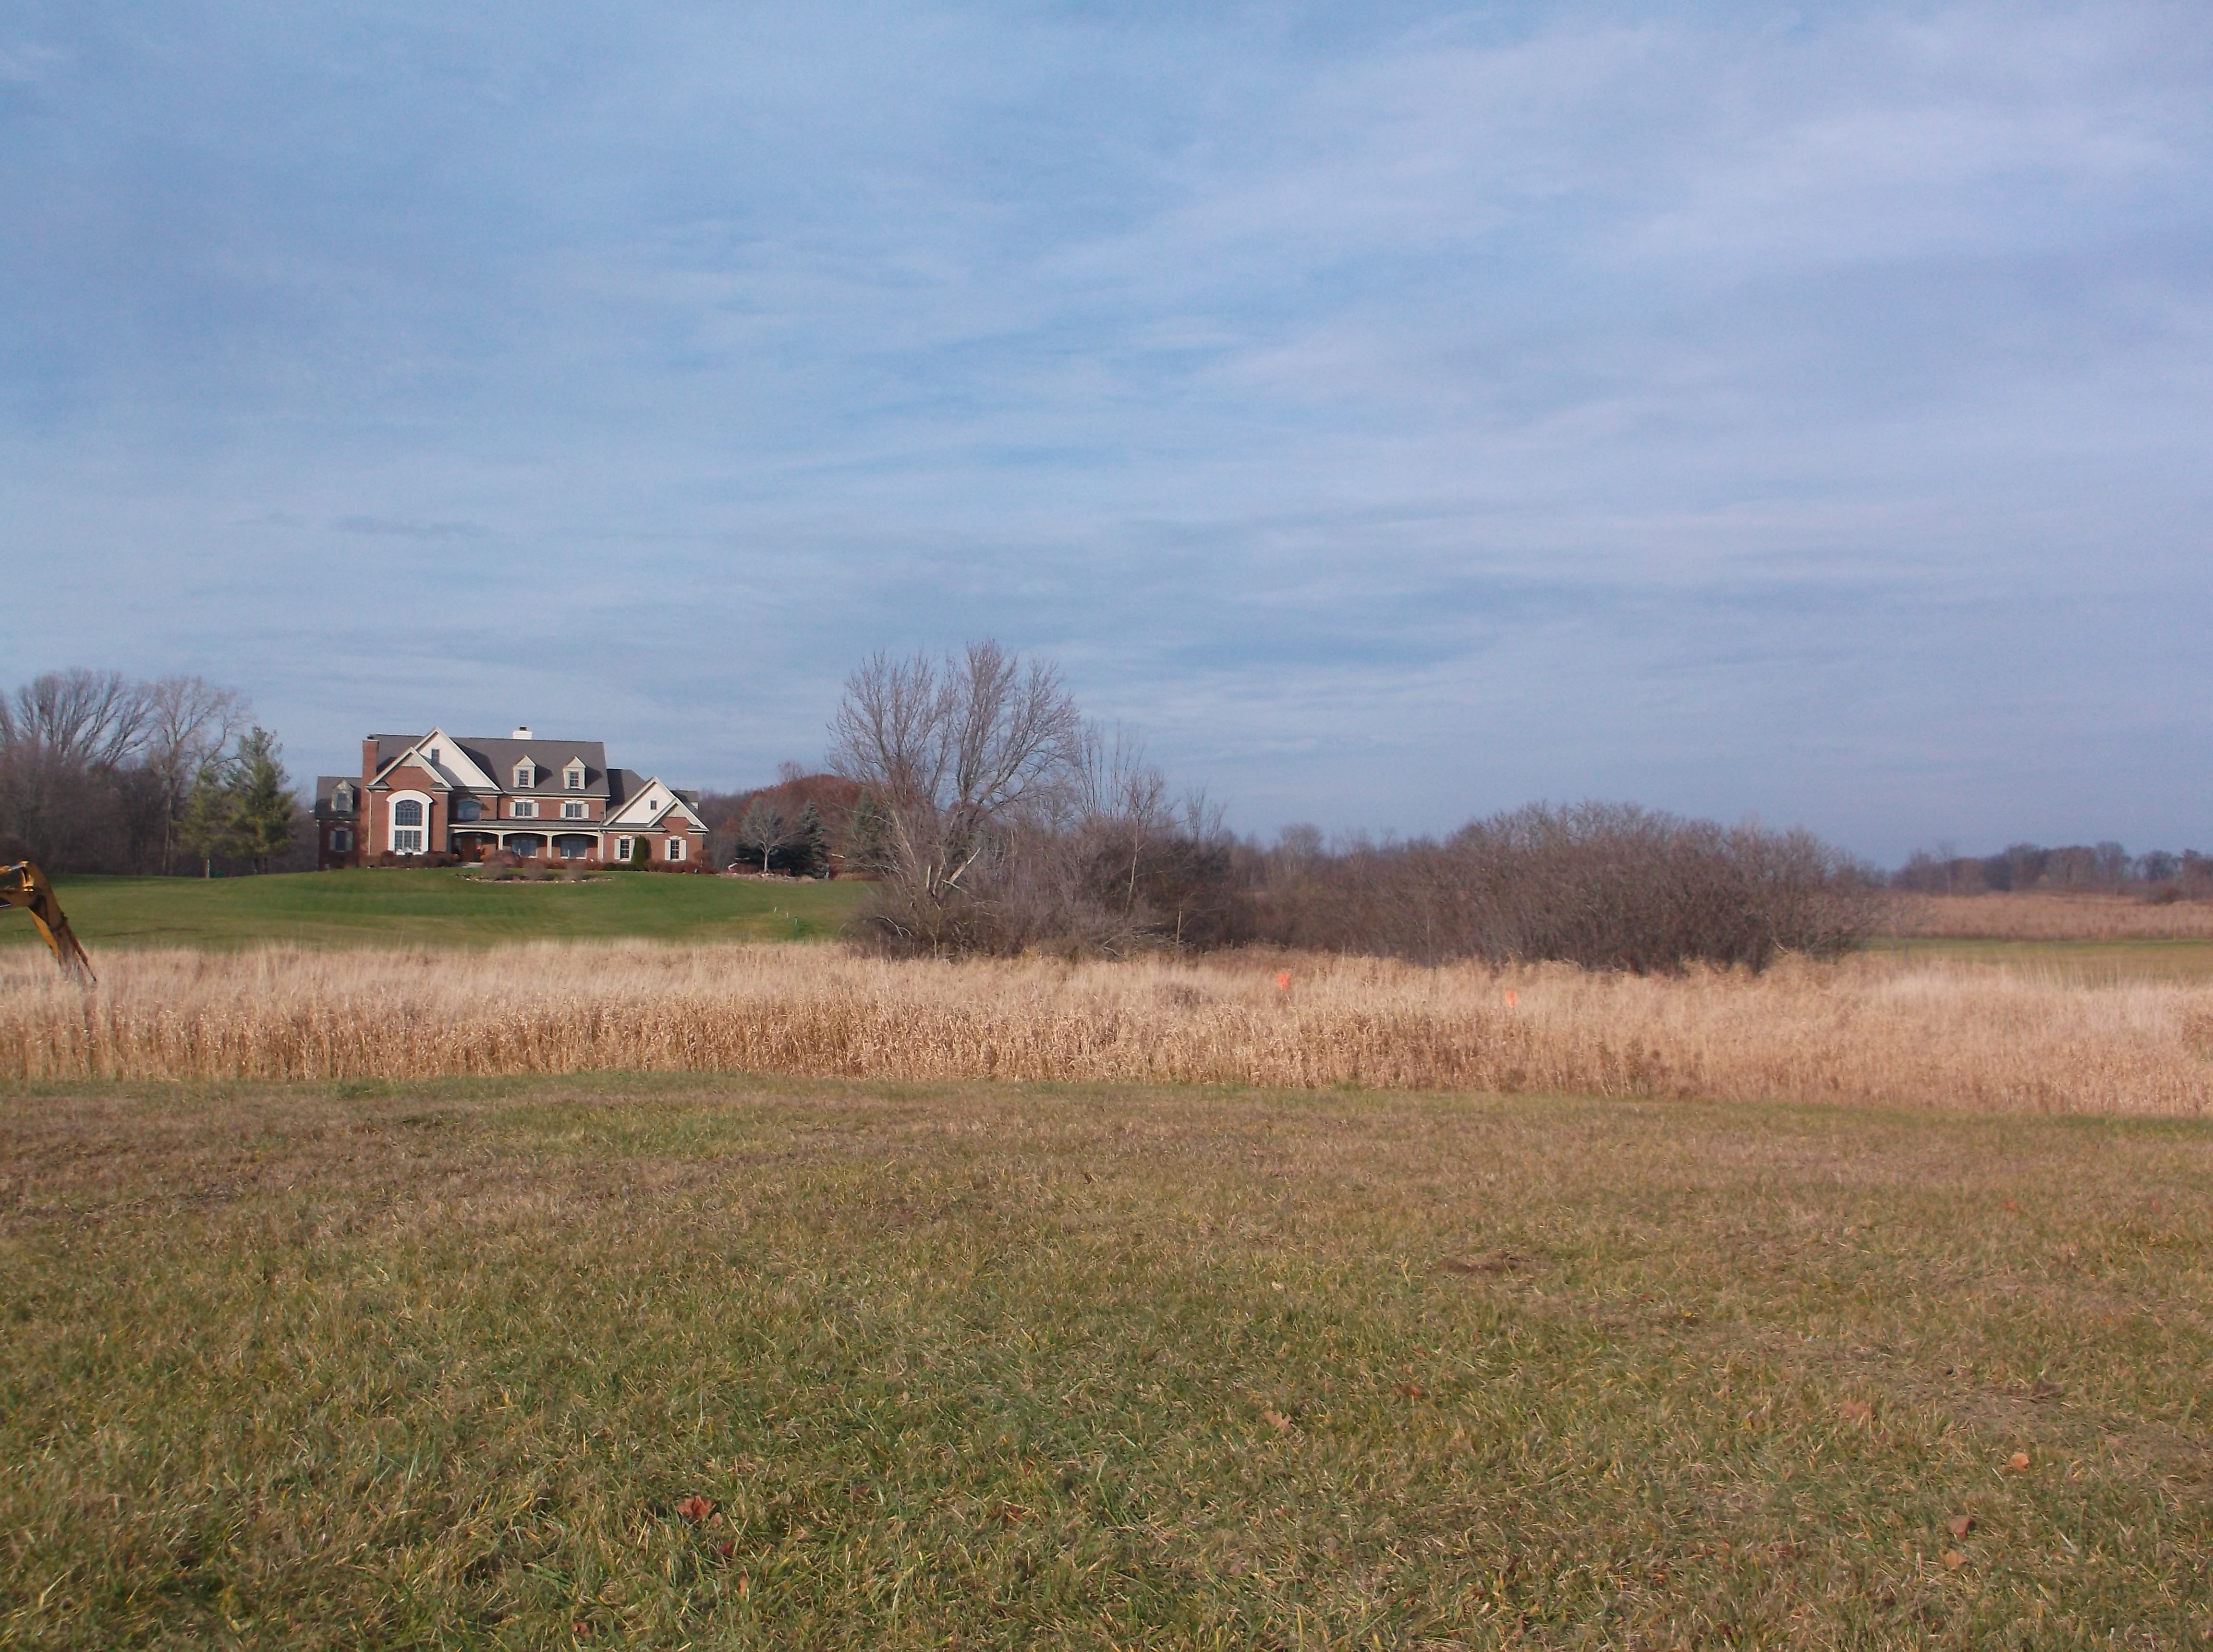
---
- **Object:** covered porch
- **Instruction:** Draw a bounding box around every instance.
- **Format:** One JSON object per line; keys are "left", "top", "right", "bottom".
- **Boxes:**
{"left": 449, "top": 830, "right": 604, "bottom": 862}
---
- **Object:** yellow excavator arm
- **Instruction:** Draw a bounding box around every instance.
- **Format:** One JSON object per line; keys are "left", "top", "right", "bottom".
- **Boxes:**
{"left": 1, "top": 861, "right": 95, "bottom": 982}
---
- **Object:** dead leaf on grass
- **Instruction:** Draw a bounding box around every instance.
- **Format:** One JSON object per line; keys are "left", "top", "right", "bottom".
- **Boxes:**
{"left": 1261, "top": 1409, "right": 1294, "bottom": 1433}
{"left": 1442, "top": 1251, "right": 1523, "bottom": 1275}
{"left": 1837, "top": 1399, "right": 1873, "bottom": 1425}
{"left": 1942, "top": 1549, "right": 1967, "bottom": 1571}
{"left": 1947, "top": 1515, "right": 1975, "bottom": 1539}
{"left": 675, "top": 1494, "right": 717, "bottom": 1524}
{"left": 2008, "top": 1451, "right": 2032, "bottom": 1472}
{"left": 1396, "top": 1383, "right": 1425, "bottom": 1398}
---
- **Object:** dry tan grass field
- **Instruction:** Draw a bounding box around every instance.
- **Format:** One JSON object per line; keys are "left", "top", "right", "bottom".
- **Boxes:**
{"left": 6, "top": 940, "right": 2209, "bottom": 1116}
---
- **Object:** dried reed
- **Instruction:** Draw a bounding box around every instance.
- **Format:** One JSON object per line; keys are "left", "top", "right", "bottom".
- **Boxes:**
{"left": 5, "top": 944, "right": 2207, "bottom": 1115}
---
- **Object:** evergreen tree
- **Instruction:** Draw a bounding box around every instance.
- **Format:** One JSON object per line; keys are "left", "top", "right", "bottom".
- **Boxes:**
{"left": 628, "top": 834, "right": 652, "bottom": 869}
{"left": 230, "top": 727, "right": 297, "bottom": 874}
{"left": 793, "top": 800, "right": 830, "bottom": 878}
{"left": 175, "top": 756, "right": 239, "bottom": 877}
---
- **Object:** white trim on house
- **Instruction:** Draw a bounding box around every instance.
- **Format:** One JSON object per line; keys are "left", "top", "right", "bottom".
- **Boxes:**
{"left": 604, "top": 777, "right": 706, "bottom": 832}
{"left": 371, "top": 727, "right": 499, "bottom": 794}
{"left": 388, "top": 789, "right": 434, "bottom": 856}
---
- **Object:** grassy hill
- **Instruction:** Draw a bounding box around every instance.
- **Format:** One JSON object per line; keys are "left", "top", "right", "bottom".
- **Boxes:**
{"left": 3, "top": 869, "right": 867, "bottom": 952}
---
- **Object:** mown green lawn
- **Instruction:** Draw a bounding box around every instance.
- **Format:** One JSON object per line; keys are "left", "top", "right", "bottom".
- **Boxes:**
{"left": 1, "top": 870, "right": 867, "bottom": 952}
{"left": 1, "top": 1076, "right": 2206, "bottom": 1648}
{"left": 1862, "top": 935, "right": 2213, "bottom": 981}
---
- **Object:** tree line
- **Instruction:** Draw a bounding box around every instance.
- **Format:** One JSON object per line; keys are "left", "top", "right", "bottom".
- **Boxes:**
{"left": 1891, "top": 842, "right": 2213, "bottom": 899}
{"left": 5, "top": 651, "right": 1940, "bottom": 972}
{"left": 0, "top": 669, "right": 302, "bottom": 875}
{"left": 818, "top": 643, "right": 1881, "bottom": 970}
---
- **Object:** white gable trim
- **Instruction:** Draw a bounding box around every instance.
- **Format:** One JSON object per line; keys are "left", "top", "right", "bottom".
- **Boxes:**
{"left": 369, "top": 737, "right": 450, "bottom": 792}
{"left": 422, "top": 728, "right": 499, "bottom": 790}
{"left": 604, "top": 777, "right": 705, "bottom": 831}
{"left": 370, "top": 726, "right": 501, "bottom": 793}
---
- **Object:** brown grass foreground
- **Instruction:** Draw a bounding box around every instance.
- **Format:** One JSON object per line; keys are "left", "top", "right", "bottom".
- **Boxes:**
{"left": 4, "top": 942, "right": 2209, "bottom": 1115}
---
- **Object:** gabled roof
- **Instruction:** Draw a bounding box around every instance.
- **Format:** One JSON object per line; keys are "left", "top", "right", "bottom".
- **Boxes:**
{"left": 605, "top": 771, "right": 706, "bottom": 831}
{"left": 365, "top": 730, "right": 610, "bottom": 796}
{"left": 312, "top": 776, "right": 359, "bottom": 817}
{"left": 451, "top": 735, "right": 610, "bottom": 797}
{"left": 366, "top": 727, "right": 505, "bottom": 794}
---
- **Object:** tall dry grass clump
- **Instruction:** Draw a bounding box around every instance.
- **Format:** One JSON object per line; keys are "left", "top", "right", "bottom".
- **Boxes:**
{"left": 5, "top": 944, "right": 2210, "bottom": 1115}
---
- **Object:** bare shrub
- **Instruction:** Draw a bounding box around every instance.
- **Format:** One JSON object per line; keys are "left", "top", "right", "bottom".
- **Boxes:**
{"left": 1252, "top": 803, "right": 1880, "bottom": 972}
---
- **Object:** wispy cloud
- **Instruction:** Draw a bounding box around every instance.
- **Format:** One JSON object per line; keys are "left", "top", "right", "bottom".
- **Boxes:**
{"left": 334, "top": 516, "right": 488, "bottom": 540}
{"left": 2, "top": 2, "right": 2209, "bottom": 857}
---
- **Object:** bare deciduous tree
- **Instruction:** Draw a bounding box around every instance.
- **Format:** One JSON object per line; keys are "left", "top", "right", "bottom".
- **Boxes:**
{"left": 0, "top": 670, "right": 153, "bottom": 866}
{"left": 829, "top": 642, "right": 1084, "bottom": 943}
{"left": 0, "top": 669, "right": 271, "bottom": 873}
{"left": 143, "top": 676, "right": 251, "bottom": 873}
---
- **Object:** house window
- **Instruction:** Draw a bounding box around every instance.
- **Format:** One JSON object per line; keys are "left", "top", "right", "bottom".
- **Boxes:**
{"left": 331, "top": 828, "right": 352, "bottom": 853}
{"left": 453, "top": 796, "right": 482, "bottom": 822}
{"left": 389, "top": 793, "right": 431, "bottom": 856}
{"left": 565, "top": 763, "right": 585, "bottom": 790}
{"left": 514, "top": 761, "right": 533, "bottom": 788}
{"left": 511, "top": 799, "right": 536, "bottom": 818}
{"left": 615, "top": 837, "right": 633, "bottom": 861}
{"left": 333, "top": 782, "right": 354, "bottom": 814}
{"left": 428, "top": 748, "right": 441, "bottom": 767}
{"left": 666, "top": 836, "right": 686, "bottom": 862}
{"left": 562, "top": 801, "right": 586, "bottom": 819}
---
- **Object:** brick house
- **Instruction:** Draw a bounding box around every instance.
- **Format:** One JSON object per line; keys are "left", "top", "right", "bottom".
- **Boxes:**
{"left": 314, "top": 726, "right": 708, "bottom": 868}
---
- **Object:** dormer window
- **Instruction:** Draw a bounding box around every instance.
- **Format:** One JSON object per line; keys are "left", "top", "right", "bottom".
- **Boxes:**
{"left": 332, "top": 782, "right": 354, "bottom": 814}
{"left": 564, "top": 762, "right": 585, "bottom": 790}
{"left": 514, "top": 760, "right": 534, "bottom": 789}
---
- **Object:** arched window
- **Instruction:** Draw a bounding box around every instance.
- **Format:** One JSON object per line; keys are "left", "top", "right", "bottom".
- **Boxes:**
{"left": 333, "top": 782, "right": 354, "bottom": 814}
{"left": 453, "top": 796, "right": 482, "bottom": 822}
{"left": 391, "top": 796, "right": 426, "bottom": 854}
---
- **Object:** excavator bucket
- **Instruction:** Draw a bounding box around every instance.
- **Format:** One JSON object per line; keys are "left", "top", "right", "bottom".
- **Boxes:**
{"left": 1, "top": 861, "right": 96, "bottom": 983}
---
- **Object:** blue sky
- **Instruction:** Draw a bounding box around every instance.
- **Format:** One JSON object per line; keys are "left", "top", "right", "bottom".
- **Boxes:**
{"left": 3, "top": 1, "right": 2209, "bottom": 861}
